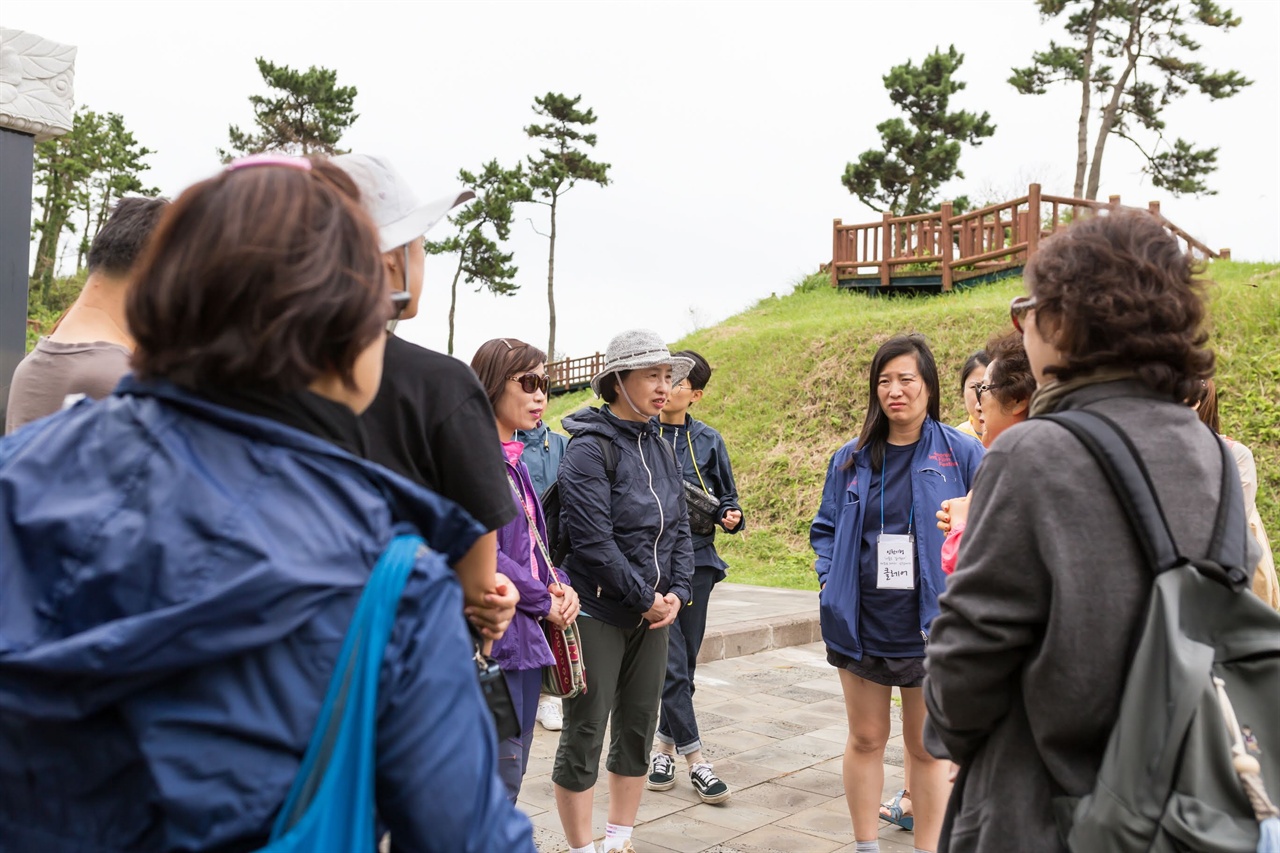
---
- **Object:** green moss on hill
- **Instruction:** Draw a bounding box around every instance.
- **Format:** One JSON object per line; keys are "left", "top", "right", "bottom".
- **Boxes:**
{"left": 547, "top": 260, "right": 1280, "bottom": 590}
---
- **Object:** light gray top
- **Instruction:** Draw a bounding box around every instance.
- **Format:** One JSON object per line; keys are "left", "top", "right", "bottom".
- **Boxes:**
{"left": 5, "top": 338, "right": 131, "bottom": 434}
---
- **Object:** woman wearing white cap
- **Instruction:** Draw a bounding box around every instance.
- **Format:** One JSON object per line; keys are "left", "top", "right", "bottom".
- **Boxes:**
{"left": 552, "top": 330, "right": 696, "bottom": 853}
{"left": 332, "top": 153, "right": 520, "bottom": 644}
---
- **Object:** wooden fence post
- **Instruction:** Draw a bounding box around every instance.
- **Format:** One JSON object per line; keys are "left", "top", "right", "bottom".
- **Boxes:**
{"left": 831, "top": 219, "right": 842, "bottom": 288}
{"left": 1109, "top": 194, "right": 1121, "bottom": 209}
{"left": 940, "top": 202, "right": 954, "bottom": 292}
{"left": 1026, "top": 183, "right": 1041, "bottom": 263}
{"left": 1148, "top": 200, "right": 1161, "bottom": 216}
{"left": 880, "top": 212, "right": 892, "bottom": 288}
{"left": 1220, "top": 249, "right": 1231, "bottom": 260}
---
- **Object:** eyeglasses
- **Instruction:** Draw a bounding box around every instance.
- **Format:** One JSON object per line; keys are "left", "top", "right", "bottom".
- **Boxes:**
{"left": 975, "top": 382, "right": 1007, "bottom": 403}
{"left": 1010, "top": 295, "right": 1037, "bottom": 334}
{"left": 511, "top": 373, "right": 550, "bottom": 395}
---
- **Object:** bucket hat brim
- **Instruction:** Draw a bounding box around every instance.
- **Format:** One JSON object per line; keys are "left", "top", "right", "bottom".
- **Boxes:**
{"left": 590, "top": 352, "right": 695, "bottom": 396}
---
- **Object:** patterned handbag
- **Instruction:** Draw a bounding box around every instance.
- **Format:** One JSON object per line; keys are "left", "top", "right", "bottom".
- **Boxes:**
{"left": 508, "top": 471, "right": 587, "bottom": 699}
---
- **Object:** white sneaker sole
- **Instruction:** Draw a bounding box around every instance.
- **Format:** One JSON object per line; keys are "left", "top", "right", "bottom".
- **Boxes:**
{"left": 645, "top": 776, "right": 676, "bottom": 791}
{"left": 695, "top": 786, "right": 731, "bottom": 804}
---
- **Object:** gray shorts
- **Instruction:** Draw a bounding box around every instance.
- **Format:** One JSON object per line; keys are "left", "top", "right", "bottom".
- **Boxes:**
{"left": 552, "top": 616, "right": 669, "bottom": 792}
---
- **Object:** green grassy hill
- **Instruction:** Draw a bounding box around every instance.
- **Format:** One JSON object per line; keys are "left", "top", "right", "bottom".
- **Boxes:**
{"left": 546, "top": 260, "right": 1280, "bottom": 590}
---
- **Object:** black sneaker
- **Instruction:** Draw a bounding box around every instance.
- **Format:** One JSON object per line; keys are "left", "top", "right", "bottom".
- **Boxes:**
{"left": 690, "top": 762, "right": 731, "bottom": 804}
{"left": 646, "top": 752, "right": 676, "bottom": 791}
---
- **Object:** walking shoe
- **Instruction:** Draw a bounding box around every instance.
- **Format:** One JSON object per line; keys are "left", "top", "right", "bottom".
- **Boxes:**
{"left": 690, "top": 763, "right": 731, "bottom": 804}
{"left": 536, "top": 697, "right": 563, "bottom": 731}
{"left": 646, "top": 752, "right": 676, "bottom": 791}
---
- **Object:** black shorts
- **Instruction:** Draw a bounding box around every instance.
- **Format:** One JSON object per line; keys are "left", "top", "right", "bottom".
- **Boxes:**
{"left": 827, "top": 647, "right": 925, "bottom": 688}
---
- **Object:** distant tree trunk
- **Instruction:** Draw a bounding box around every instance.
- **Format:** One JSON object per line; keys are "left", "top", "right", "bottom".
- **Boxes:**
{"left": 546, "top": 193, "right": 559, "bottom": 362}
{"left": 1086, "top": 18, "right": 1142, "bottom": 200}
{"left": 1074, "top": 1, "right": 1102, "bottom": 198}
{"left": 447, "top": 255, "right": 464, "bottom": 356}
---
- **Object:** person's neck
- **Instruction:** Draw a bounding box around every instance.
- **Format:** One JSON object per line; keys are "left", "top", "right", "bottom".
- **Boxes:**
{"left": 51, "top": 272, "right": 133, "bottom": 348}
{"left": 658, "top": 408, "right": 688, "bottom": 426}
{"left": 496, "top": 419, "right": 518, "bottom": 441}
{"left": 887, "top": 418, "right": 924, "bottom": 445}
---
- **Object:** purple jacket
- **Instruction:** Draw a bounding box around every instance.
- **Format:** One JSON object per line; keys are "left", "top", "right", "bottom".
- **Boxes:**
{"left": 492, "top": 457, "right": 564, "bottom": 671}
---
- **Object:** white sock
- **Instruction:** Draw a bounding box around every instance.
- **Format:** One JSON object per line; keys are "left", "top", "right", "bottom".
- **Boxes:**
{"left": 855, "top": 842, "right": 880, "bottom": 853}
{"left": 568, "top": 844, "right": 596, "bottom": 853}
{"left": 602, "top": 823, "right": 633, "bottom": 851}
{"left": 914, "top": 849, "right": 934, "bottom": 853}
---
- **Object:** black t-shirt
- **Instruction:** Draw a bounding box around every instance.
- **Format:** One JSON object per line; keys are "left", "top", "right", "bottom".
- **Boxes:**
{"left": 360, "top": 334, "right": 516, "bottom": 533}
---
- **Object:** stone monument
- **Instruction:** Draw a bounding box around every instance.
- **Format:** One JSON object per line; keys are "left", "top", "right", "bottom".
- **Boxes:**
{"left": 0, "top": 27, "right": 77, "bottom": 428}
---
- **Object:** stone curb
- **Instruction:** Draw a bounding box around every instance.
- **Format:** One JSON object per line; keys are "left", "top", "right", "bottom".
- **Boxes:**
{"left": 696, "top": 612, "right": 823, "bottom": 664}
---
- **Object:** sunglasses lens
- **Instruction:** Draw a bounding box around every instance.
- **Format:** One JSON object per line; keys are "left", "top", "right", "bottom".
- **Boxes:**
{"left": 517, "top": 374, "right": 549, "bottom": 394}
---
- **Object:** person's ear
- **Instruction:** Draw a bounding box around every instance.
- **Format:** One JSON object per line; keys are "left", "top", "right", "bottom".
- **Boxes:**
{"left": 1010, "top": 398, "right": 1030, "bottom": 416}
{"left": 383, "top": 250, "right": 400, "bottom": 280}
{"left": 690, "top": 388, "right": 704, "bottom": 405}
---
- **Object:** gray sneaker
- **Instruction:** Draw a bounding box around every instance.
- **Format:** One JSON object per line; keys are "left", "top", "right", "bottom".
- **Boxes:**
{"left": 646, "top": 752, "right": 676, "bottom": 791}
{"left": 690, "top": 763, "right": 730, "bottom": 804}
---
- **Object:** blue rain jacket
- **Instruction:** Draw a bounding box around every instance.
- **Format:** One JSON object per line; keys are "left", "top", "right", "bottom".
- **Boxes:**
{"left": 0, "top": 378, "right": 535, "bottom": 853}
{"left": 810, "top": 418, "right": 983, "bottom": 659}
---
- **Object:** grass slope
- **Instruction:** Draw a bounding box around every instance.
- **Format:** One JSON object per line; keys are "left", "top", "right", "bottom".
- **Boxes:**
{"left": 546, "top": 260, "right": 1280, "bottom": 590}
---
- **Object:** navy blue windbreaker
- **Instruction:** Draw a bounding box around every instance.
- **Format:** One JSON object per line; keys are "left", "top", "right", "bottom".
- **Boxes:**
{"left": 0, "top": 378, "right": 534, "bottom": 853}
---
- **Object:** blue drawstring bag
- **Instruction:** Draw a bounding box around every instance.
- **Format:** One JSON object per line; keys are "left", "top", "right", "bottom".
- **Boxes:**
{"left": 257, "top": 534, "right": 422, "bottom": 852}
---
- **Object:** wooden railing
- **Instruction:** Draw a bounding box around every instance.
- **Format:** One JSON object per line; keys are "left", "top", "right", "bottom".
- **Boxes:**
{"left": 830, "top": 184, "right": 1230, "bottom": 291}
{"left": 547, "top": 352, "right": 604, "bottom": 395}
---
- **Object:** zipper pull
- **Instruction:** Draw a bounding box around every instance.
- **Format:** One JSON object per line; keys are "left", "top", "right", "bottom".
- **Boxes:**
{"left": 596, "top": 585, "right": 602, "bottom": 598}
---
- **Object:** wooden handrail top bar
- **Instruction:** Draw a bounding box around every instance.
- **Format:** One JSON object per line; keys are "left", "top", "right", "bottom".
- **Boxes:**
{"left": 892, "top": 210, "right": 943, "bottom": 224}
{"left": 961, "top": 241, "right": 1030, "bottom": 267}
{"left": 1039, "top": 194, "right": 1109, "bottom": 208}
{"left": 886, "top": 255, "right": 944, "bottom": 267}
{"left": 951, "top": 195, "right": 1030, "bottom": 222}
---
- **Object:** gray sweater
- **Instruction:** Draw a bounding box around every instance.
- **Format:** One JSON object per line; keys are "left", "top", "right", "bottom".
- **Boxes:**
{"left": 923, "top": 380, "right": 1232, "bottom": 853}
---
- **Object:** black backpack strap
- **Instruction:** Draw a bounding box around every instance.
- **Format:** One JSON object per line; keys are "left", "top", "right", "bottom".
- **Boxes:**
{"left": 1041, "top": 409, "right": 1182, "bottom": 574}
{"left": 1204, "top": 430, "right": 1249, "bottom": 587}
{"left": 591, "top": 434, "right": 618, "bottom": 483}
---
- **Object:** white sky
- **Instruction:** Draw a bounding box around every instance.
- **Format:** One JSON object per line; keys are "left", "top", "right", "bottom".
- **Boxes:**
{"left": 11, "top": 0, "right": 1279, "bottom": 363}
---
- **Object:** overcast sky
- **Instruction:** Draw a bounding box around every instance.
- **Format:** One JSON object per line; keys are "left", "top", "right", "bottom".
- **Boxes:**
{"left": 11, "top": 0, "right": 1279, "bottom": 363}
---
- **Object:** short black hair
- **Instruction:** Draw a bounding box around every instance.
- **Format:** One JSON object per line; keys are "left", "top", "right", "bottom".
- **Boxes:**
{"left": 674, "top": 349, "right": 712, "bottom": 390}
{"left": 88, "top": 196, "right": 170, "bottom": 277}
{"left": 599, "top": 369, "right": 632, "bottom": 404}
{"left": 959, "top": 349, "right": 989, "bottom": 394}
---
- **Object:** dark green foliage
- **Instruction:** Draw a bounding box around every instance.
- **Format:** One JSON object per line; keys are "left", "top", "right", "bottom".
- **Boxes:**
{"left": 1010, "top": 0, "right": 1251, "bottom": 199}
{"left": 842, "top": 46, "right": 995, "bottom": 216}
{"left": 31, "top": 108, "right": 156, "bottom": 296}
{"left": 524, "top": 93, "right": 611, "bottom": 361}
{"left": 426, "top": 160, "right": 532, "bottom": 355}
{"left": 219, "top": 58, "right": 358, "bottom": 161}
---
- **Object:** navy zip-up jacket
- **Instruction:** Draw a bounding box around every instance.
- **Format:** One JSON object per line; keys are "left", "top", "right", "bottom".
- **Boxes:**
{"left": 559, "top": 406, "right": 694, "bottom": 628}
{"left": 654, "top": 414, "right": 744, "bottom": 580}
{"left": 0, "top": 378, "right": 534, "bottom": 853}
{"left": 811, "top": 418, "right": 983, "bottom": 659}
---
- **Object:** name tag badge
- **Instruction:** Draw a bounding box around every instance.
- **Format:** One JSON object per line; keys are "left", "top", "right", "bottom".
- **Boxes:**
{"left": 877, "top": 533, "right": 915, "bottom": 590}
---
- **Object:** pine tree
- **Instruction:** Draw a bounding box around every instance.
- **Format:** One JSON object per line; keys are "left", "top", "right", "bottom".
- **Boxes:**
{"left": 1009, "top": 0, "right": 1251, "bottom": 198}
{"left": 426, "top": 160, "right": 532, "bottom": 356}
{"left": 842, "top": 46, "right": 995, "bottom": 216}
{"left": 219, "top": 57, "right": 358, "bottom": 161}
{"left": 524, "top": 93, "right": 610, "bottom": 363}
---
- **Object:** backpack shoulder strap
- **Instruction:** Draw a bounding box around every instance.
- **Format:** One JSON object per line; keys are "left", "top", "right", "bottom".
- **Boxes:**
{"left": 1041, "top": 409, "right": 1182, "bottom": 574}
{"left": 592, "top": 434, "right": 619, "bottom": 483}
{"left": 1204, "top": 430, "right": 1249, "bottom": 587}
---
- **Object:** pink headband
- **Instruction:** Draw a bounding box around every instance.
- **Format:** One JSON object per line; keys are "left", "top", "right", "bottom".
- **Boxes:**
{"left": 225, "top": 154, "right": 313, "bottom": 173}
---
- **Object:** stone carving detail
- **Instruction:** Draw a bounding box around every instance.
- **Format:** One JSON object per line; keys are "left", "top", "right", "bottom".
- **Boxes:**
{"left": 0, "top": 27, "right": 77, "bottom": 142}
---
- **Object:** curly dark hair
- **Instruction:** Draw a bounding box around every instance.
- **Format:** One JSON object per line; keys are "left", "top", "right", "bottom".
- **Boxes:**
{"left": 128, "top": 158, "right": 389, "bottom": 395}
{"left": 984, "top": 330, "right": 1035, "bottom": 408}
{"left": 1026, "top": 210, "right": 1214, "bottom": 401}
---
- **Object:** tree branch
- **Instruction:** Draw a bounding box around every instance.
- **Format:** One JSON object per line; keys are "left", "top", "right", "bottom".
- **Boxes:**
{"left": 525, "top": 218, "right": 550, "bottom": 238}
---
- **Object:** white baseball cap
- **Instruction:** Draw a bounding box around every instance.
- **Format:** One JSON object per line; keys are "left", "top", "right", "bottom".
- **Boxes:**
{"left": 332, "top": 153, "right": 474, "bottom": 253}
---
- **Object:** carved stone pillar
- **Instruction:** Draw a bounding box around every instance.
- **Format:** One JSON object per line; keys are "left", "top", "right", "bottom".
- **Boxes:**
{"left": 0, "top": 27, "right": 76, "bottom": 428}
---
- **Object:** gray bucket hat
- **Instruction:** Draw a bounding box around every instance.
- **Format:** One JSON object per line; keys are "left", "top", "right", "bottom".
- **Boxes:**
{"left": 590, "top": 329, "right": 695, "bottom": 396}
{"left": 331, "top": 153, "right": 473, "bottom": 252}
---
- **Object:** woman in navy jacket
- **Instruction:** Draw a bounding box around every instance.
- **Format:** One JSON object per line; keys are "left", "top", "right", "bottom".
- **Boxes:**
{"left": 0, "top": 157, "right": 533, "bottom": 853}
{"left": 811, "top": 334, "right": 982, "bottom": 853}
{"left": 552, "top": 330, "right": 695, "bottom": 853}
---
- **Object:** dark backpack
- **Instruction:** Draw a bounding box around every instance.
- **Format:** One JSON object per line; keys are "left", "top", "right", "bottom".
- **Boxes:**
{"left": 540, "top": 435, "right": 618, "bottom": 567}
{"left": 1044, "top": 409, "right": 1280, "bottom": 853}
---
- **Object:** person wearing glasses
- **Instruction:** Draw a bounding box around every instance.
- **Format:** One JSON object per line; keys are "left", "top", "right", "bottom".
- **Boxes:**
{"left": 553, "top": 329, "right": 695, "bottom": 853}
{"left": 333, "top": 154, "right": 518, "bottom": 646}
{"left": 811, "top": 334, "right": 983, "bottom": 853}
{"left": 470, "top": 338, "right": 582, "bottom": 801}
{"left": 922, "top": 212, "right": 1233, "bottom": 852}
{"left": 0, "top": 156, "right": 535, "bottom": 851}
{"left": 950, "top": 350, "right": 990, "bottom": 442}
{"left": 935, "top": 331, "right": 1036, "bottom": 575}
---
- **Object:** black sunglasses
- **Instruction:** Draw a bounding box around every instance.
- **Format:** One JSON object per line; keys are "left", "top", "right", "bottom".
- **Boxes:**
{"left": 975, "top": 382, "right": 1007, "bottom": 403}
{"left": 511, "top": 372, "right": 550, "bottom": 395}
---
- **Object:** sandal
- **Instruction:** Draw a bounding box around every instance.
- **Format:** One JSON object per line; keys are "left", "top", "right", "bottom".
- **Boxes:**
{"left": 879, "top": 788, "right": 914, "bottom": 831}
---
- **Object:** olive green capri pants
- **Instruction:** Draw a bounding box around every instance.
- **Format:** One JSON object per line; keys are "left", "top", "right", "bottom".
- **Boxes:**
{"left": 552, "top": 616, "right": 669, "bottom": 792}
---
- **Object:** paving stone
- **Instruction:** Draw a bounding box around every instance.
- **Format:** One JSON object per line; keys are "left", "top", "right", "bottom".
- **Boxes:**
{"left": 708, "top": 824, "right": 845, "bottom": 852}
{"left": 632, "top": 812, "right": 742, "bottom": 850}
{"left": 776, "top": 800, "right": 856, "bottom": 843}
{"left": 766, "top": 685, "right": 839, "bottom": 704}
{"left": 731, "top": 780, "right": 833, "bottom": 813}
{"left": 773, "top": 767, "right": 846, "bottom": 798}
{"left": 733, "top": 717, "right": 813, "bottom": 739}
{"left": 681, "top": 799, "right": 789, "bottom": 831}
